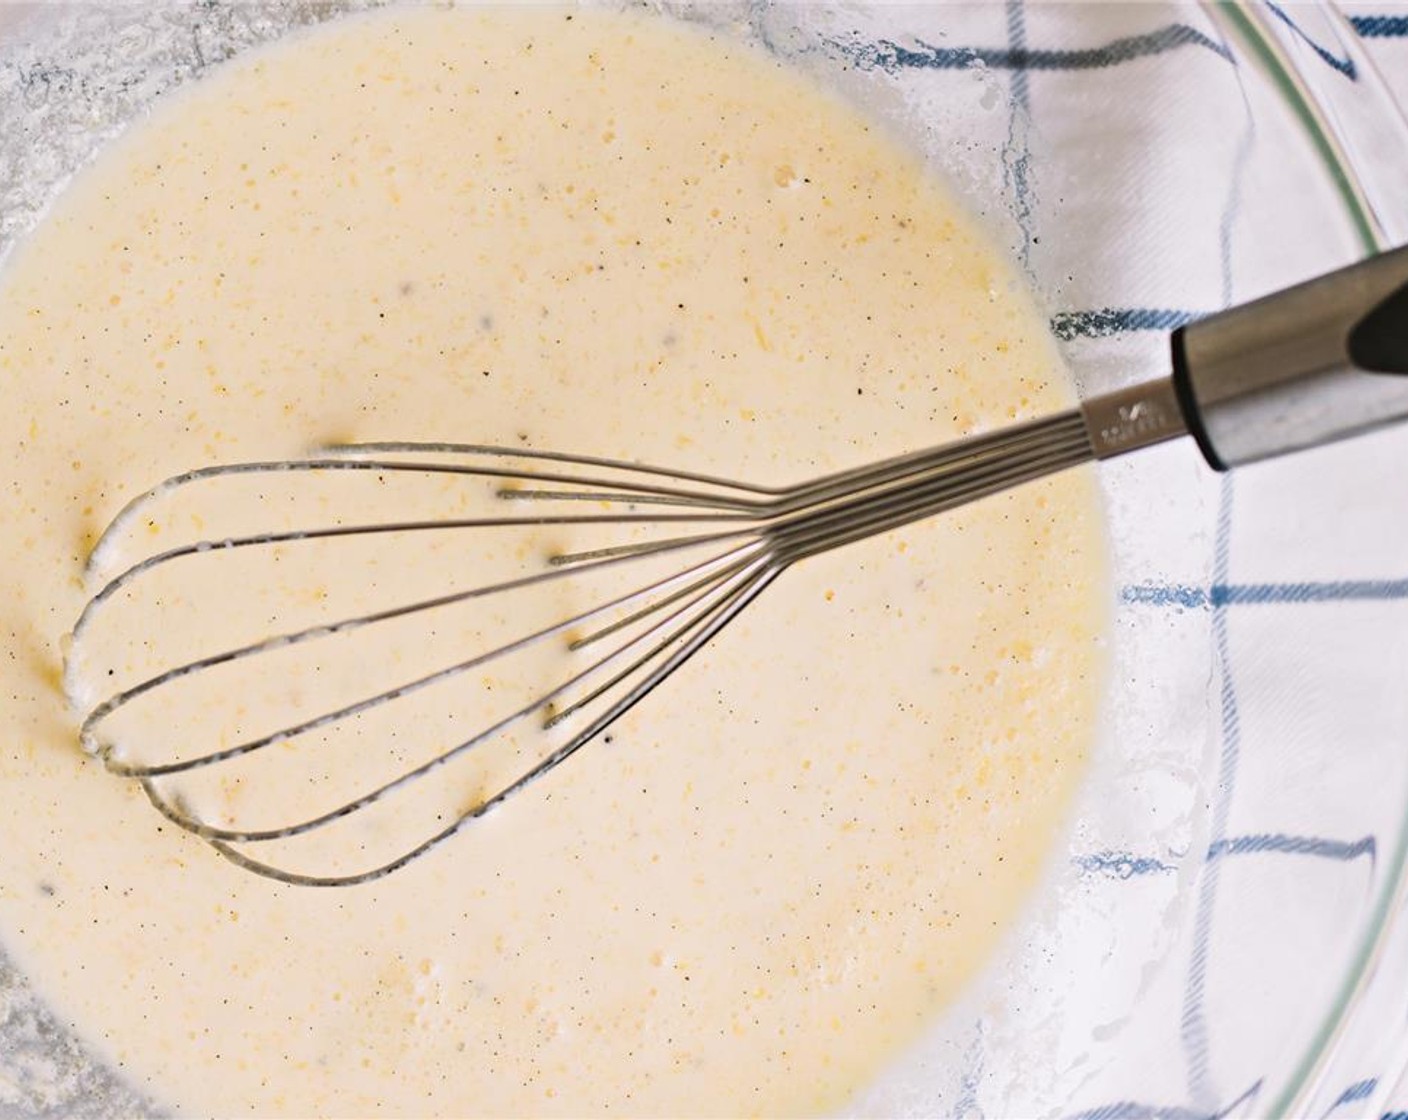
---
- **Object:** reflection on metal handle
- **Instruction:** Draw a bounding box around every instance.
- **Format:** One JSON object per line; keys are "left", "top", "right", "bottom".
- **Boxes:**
{"left": 1173, "top": 244, "right": 1408, "bottom": 470}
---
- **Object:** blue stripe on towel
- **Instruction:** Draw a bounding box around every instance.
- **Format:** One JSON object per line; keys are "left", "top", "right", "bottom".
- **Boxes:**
{"left": 1207, "top": 834, "right": 1377, "bottom": 865}
{"left": 1266, "top": 2, "right": 1357, "bottom": 77}
{"left": 1122, "top": 580, "right": 1408, "bottom": 608}
{"left": 1051, "top": 307, "right": 1201, "bottom": 340}
{"left": 834, "top": 23, "right": 1232, "bottom": 73}
{"left": 1075, "top": 851, "right": 1177, "bottom": 878}
{"left": 1351, "top": 15, "right": 1408, "bottom": 38}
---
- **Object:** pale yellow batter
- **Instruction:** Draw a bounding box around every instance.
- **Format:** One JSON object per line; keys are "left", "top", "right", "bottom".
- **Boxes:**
{"left": 0, "top": 6, "right": 1105, "bottom": 1116}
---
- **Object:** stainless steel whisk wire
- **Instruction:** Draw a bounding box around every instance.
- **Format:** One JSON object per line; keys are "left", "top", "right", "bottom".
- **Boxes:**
{"left": 68, "top": 407, "right": 1104, "bottom": 887}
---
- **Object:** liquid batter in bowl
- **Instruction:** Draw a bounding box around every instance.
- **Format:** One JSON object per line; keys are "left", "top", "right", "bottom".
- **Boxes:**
{"left": 0, "top": 6, "right": 1105, "bottom": 1115}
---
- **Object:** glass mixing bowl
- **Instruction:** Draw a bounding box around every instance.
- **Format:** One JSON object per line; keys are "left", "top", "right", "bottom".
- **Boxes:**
{"left": 1, "top": 2, "right": 1406, "bottom": 1117}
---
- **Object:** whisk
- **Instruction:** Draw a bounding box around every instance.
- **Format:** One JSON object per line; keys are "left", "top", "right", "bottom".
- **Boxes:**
{"left": 66, "top": 247, "right": 1408, "bottom": 887}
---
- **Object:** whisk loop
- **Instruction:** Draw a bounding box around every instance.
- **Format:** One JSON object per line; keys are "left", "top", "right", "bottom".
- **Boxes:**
{"left": 66, "top": 393, "right": 1172, "bottom": 888}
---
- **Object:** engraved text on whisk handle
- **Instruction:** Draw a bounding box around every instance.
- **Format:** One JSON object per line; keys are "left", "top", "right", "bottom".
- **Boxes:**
{"left": 1081, "top": 377, "right": 1189, "bottom": 460}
